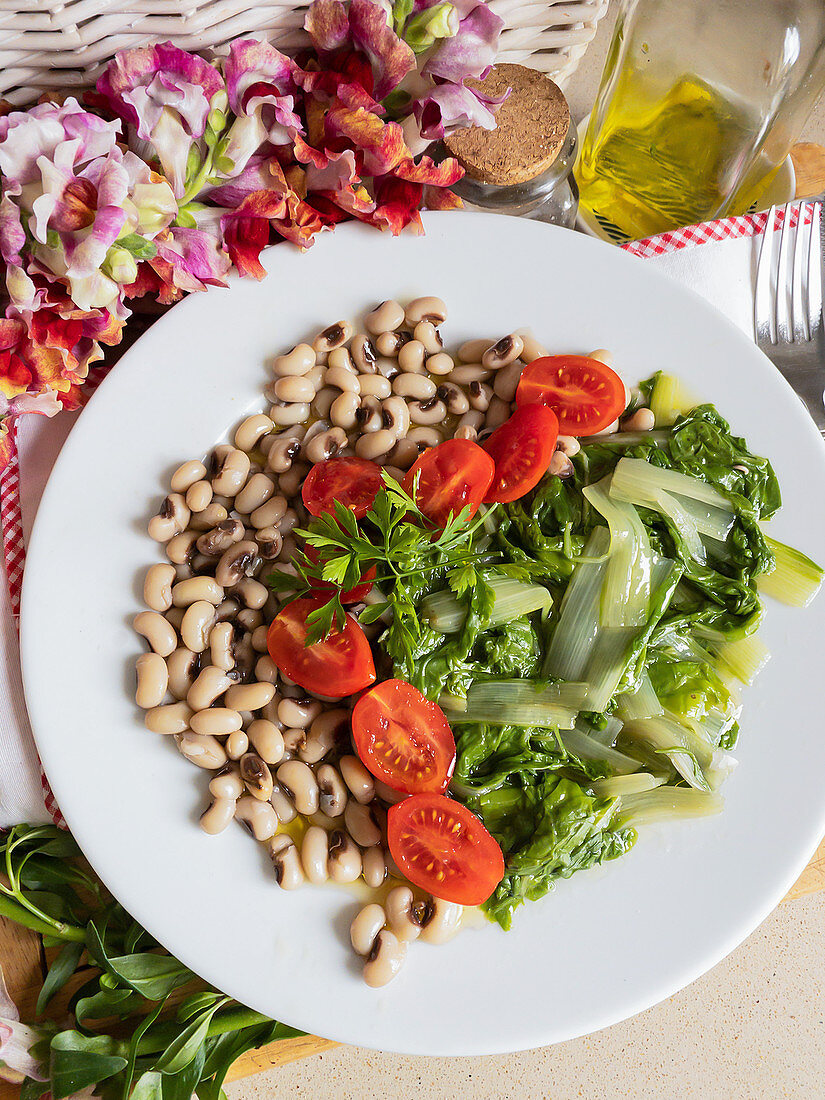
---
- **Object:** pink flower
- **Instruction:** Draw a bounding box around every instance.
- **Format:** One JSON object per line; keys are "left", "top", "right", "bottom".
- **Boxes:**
{"left": 0, "top": 963, "right": 47, "bottom": 1084}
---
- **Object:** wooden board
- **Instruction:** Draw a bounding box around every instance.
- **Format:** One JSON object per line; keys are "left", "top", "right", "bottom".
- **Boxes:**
{"left": 1, "top": 140, "right": 824, "bottom": 1092}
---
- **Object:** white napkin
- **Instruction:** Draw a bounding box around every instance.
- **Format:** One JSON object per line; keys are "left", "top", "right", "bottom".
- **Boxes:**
{"left": 0, "top": 227, "right": 761, "bottom": 826}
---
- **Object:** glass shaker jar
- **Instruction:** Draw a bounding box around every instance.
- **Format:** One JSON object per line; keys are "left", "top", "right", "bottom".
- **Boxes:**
{"left": 576, "top": 0, "right": 825, "bottom": 240}
{"left": 442, "top": 63, "right": 579, "bottom": 228}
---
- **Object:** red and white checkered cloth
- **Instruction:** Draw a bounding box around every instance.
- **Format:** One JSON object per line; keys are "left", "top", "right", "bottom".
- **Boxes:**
{"left": 0, "top": 207, "right": 809, "bottom": 826}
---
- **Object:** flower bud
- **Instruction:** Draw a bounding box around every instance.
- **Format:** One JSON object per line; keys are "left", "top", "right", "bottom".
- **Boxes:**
{"left": 103, "top": 247, "right": 139, "bottom": 285}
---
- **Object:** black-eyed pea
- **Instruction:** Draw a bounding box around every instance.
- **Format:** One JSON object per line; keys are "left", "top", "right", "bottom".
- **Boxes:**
{"left": 407, "top": 425, "right": 442, "bottom": 450}
{"left": 514, "top": 328, "right": 548, "bottom": 363}
{"left": 351, "top": 903, "right": 385, "bottom": 955}
{"left": 450, "top": 363, "right": 492, "bottom": 385}
{"left": 247, "top": 719, "right": 285, "bottom": 765}
{"left": 493, "top": 361, "right": 524, "bottom": 402}
{"left": 272, "top": 375, "right": 316, "bottom": 404}
{"left": 549, "top": 452, "right": 574, "bottom": 478}
{"left": 588, "top": 347, "right": 613, "bottom": 366}
{"left": 408, "top": 397, "right": 446, "bottom": 426}
{"left": 266, "top": 434, "right": 302, "bottom": 474}
{"left": 143, "top": 563, "right": 176, "bottom": 612}
{"left": 277, "top": 462, "right": 308, "bottom": 498}
{"left": 250, "top": 494, "right": 287, "bottom": 530}
{"left": 215, "top": 597, "right": 241, "bottom": 623}
{"left": 211, "top": 447, "right": 250, "bottom": 497}
{"left": 351, "top": 334, "right": 378, "bottom": 373}
{"left": 172, "top": 576, "right": 223, "bottom": 608}
{"left": 375, "top": 330, "right": 410, "bottom": 357}
{"left": 171, "top": 459, "right": 207, "bottom": 493}
{"left": 300, "top": 708, "right": 348, "bottom": 764}
{"left": 392, "top": 373, "right": 436, "bottom": 401}
{"left": 189, "top": 502, "right": 230, "bottom": 533}
{"left": 165, "top": 530, "right": 199, "bottom": 565}
{"left": 365, "top": 300, "right": 405, "bottom": 335}
{"left": 468, "top": 380, "right": 493, "bottom": 412}
{"left": 419, "top": 897, "right": 463, "bottom": 944}
{"left": 339, "top": 755, "right": 375, "bottom": 804}
{"left": 235, "top": 413, "right": 274, "bottom": 453}
{"left": 276, "top": 760, "right": 319, "bottom": 815}
{"left": 313, "top": 321, "right": 353, "bottom": 353}
{"left": 251, "top": 625, "right": 269, "bottom": 653}
{"left": 267, "top": 834, "right": 304, "bottom": 888}
{"left": 278, "top": 697, "right": 322, "bottom": 729}
{"left": 381, "top": 396, "right": 410, "bottom": 439}
{"left": 344, "top": 800, "right": 382, "bottom": 847}
{"left": 165, "top": 606, "right": 185, "bottom": 631}
{"left": 313, "top": 387, "right": 337, "bottom": 420}
{"left": 190, "top": 707, "right": 242, "bottom": 737}
{"left": 325, "top": 364, "right": 361, "bottom": 393}
{"left": 457, "top": 338, "right": 491, "bottom": 363}
{"left": 373, "top": 779, "right": 407, "bottom": 806}
{"left": 482, "top": 334, "right": 524, "bottom": 369}
{"left": 362, "top": 846, "right": 387, "bottom": 889}
{"left": 436, "top": 381, "right": 469, "bottom": 415}
{"left": 385, "top": 886, "right": 425, "bottom": 942}
{"left": 185, "top": 480, "right": 213, "bottom": 513}
{"left": 240, "top": 751, "right": 274, "bottom": 800}
{"left": 301, "top": 825, "right": 329, "bottom": 884}
{"left": 317, "top": 764, "right": 348, "bottom": 817}
{"left": 255, "top": 656, "right": 279, "bottom": 684}
{"left": 195, "top": 514, "right": 244, "bottom": 554}
{"left": 388, "top": 436, "right": 419, "bottom": 469}
{"left": 209, "top": 765, "right": 244, "bottom": 801}
{"left": 485, "top": 394, "right": 512, "bottom": 431}
{"left": 134, "top": 611, "right": 177, "bottom": 657}
{"left": 234, "top": 578, "right": 269, "bottom": 611}
{"left": 187, "top": 665, "right": 232, "bottom": 710}
{"left": 414, "top": 321, "right": 443, "bottom": 354}
{"left": 255, "top": 526, "right": 283, "bottom": 561}
{"left": 135, "top": 653, "right": 169, "bottom": 709}
{"left": 236, "top": 795, "right": 278, "bottom": 841}
{"left": 271, "top": 343, "right": 315, "bottom": 377}
{"left": 305, "top": 426, "right": 348, "bottom": 464}
{"left": 215, "top": 541, "right": 259, "bottom": 588}
{"left": 328, "top": 346, "right": 356, "bottom": 373}
{"left": 304, "top": 363, "right": 325, "bottom": 390}
{"left": 199, "top": 797, "right": 236, "bottom": 835}
{"left": 330, "top": 391, "right": 360, "bottom": 431}
{"left": 355, "top": 429, "right": 396, "bottom": 461}
{"left": 269, "top": 400, "right": 311, "bottom": 428}
{"left": 166, "top": 648, "right": 199, "bottom": 699}
{"left": 281, "top": 726, "right": 307, "bottom": 758}
{"left": 148, "top": 494, "right": 190, "bottom": 542}
{"left": 426, "top": 352, "right": 454, "bottom": 377}
{"left": 175, "top": 732, "right": 227, "bottom": 770}
{"left": 209, "top": 622, "right": 235, "bottom": 671}
{"left": 226, "top": 726, "right": 248, "bottom": 761}
{"left": 556, "top": 435, "right": 581, "bottom": 457}
{"left": 235, "top": 473, "right": 276, "bottom": 515}
{"left": 327, "top": 831, "right": 362, "bottom": 883}
{"left": 404, "top": 296, "right": 446, "bottom": 327}
{"left": 623, "top": 408, "right": 655, "bottom": 431}
{"left": 145, "top": 702, "right": 193, "bottom": 736}
{"left": 358, "top": 374, "right": 392, "bottom": 399}
{"left": 397, "top": 339, "right": 425, "bottom": 374}
{"left": 225, "top": 681, "right": 276, "bottom": 712}
{"left": 270, "top": 781, "right": 297, "bottom": 824}
{"left": 363, "top": 930, "right": 406, "bottom": 987}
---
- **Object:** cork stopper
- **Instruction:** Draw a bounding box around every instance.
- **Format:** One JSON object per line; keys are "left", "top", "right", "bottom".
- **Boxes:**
{"left": 444, "top": 63, "right": 570, "bottom": 186}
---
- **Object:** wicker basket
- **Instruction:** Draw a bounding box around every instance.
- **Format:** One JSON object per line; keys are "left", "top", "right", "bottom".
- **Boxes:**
{"left": 0, "top": 0, "right": 608, "bottom": 106}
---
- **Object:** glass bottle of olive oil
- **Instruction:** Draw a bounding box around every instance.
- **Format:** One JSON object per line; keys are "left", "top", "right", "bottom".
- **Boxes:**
{"left": 576, "top": 0, "right": 825, "bottom": 241}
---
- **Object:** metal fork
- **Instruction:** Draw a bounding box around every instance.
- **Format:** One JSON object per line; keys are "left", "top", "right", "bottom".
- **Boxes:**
{"left": 755, "top": 199, "right": 825, "bottom": 434}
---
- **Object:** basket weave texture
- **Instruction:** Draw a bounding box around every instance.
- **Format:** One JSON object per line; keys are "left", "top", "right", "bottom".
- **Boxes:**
{"left": 0, "top": 0, "right": 608, "bottom": 105}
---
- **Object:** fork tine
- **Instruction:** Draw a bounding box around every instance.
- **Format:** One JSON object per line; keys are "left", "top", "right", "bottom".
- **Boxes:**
{"left": 755, "top": 204, "right": 778, "bottom": 344}
{"left": 806, "top": 199, "right": 823, "bottom": 340}
{"left": 792, "top": 201, "right": 810, "bottom": 343}
{"left": 776, "top": 201, "right": 796, "bottom": 345}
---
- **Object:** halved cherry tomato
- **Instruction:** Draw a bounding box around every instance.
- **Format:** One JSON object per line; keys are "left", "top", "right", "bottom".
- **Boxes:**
{"left": 304, "top": 545, "right": 376, "bottom": 604}
{"left": 482, "top": 404, "right": 559, "bottom": 503}
{"left": 387, "top": 794, "right": 505, "bottom": 906}
{"left": 302, "top": 457, "right": 382, "bottom": 518}
{"left": 266, "top": 596, "right": 376, "bottom": 697}
{"left": 352, "top": 679, "right": 456, "bottom": 794}
{"left": 515, "top": 355, "right": 626, "bottom": 436}
{"left": 402, "top": 439, "right": 494, "bottom": 528}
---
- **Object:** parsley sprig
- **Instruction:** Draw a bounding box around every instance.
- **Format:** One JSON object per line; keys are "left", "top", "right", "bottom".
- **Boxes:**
{"left": 267, "top": 472, "right": 499, "bottom": 644}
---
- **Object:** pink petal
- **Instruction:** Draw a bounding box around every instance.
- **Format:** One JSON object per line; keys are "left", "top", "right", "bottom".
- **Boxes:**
{"left": 0, "top": 196, "right": 25, "bottom": 265}
{"left": 349, "top": 0, "right": 416, "bottom": 99}
{"left": 305, "top": 0, "right": 351, "bottom": 51}
{"left": 423, "top": 2, "right": 504, "bottom": 83}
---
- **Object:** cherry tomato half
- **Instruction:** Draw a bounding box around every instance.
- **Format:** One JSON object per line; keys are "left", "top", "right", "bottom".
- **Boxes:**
{"left": 302, "top": 457, "right": 382, "bottom": 519}
{"left": 515, "top": 355, "right": 627, "bottom": 436}
{"left": 387, "top": 794, "right": 505, "bottom": 906}
{"left": 304, "top": 545, "right": 376, "bottom": 604}
{"left": 267, "top": 596, "right": 376, "bottom": 697}
{"left": 402, "top": 439, "right": 494, "bottom": 528}
{"left": 352, "top": 679, "right": 456, "bottom": 794}
{"left": 482, "top": 404, "right": 559, "bottom": 503}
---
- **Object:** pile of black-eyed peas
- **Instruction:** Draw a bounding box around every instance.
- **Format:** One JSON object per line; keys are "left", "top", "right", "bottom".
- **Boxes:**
{"left": 133, "top": 297, "right": 624, "bottom": 986}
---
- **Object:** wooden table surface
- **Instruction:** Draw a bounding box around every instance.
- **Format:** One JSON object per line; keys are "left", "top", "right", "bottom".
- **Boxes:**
{"left": 1, "top": 142, "right": 824, "bottom": 1095}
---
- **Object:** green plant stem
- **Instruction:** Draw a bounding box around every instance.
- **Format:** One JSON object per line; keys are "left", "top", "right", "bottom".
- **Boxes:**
{"left": 0, "top": 893, "right": 86, "bottom": 942}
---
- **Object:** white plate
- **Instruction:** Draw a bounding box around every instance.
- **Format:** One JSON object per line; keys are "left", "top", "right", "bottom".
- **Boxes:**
{"left": 20, "top": 213, "right": 825, "bottom": 1056}
{"left": 574, "top": 113, "right": 797, "bottom": 244}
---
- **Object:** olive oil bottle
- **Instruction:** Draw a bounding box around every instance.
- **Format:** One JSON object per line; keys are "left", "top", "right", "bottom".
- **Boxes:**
{"left": 574, "top": 0, "right": 825, "bottom": 241}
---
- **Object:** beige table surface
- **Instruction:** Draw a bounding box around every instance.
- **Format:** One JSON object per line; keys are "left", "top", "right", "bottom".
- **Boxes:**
{"left": 227, "top": 8, "right": 825, "bottom": 1098}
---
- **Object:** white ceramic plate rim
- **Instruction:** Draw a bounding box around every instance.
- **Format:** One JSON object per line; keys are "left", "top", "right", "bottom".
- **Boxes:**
{"left": 20, "top": 212, "right": 825, "bottom": 1056}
